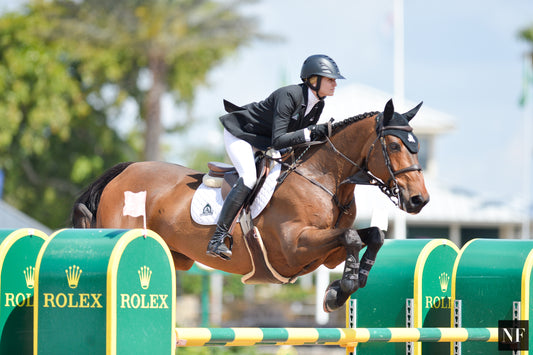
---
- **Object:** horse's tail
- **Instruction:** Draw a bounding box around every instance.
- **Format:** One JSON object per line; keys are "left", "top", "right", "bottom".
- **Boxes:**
{"left": 71, "top": 162, "right": 134, "bottom": 228}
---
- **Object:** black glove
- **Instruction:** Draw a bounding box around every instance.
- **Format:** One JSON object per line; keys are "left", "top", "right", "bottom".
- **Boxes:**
{"left": 309, "top": 123, "right": 328, "bottom": 141}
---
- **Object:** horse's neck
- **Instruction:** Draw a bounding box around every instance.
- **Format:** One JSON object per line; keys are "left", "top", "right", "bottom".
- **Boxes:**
{"left": 302, "top": 116, "right": 375, "bottom": 187}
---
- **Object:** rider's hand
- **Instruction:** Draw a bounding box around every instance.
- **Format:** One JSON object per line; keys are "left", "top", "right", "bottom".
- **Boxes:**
{"left": 309, "top": 124, "right": 328, "bottom": 141}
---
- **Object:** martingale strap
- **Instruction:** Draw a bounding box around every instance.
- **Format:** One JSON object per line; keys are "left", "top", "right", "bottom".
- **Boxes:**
{"left": 291, "top": 168, "right": 354, "bottom": 228}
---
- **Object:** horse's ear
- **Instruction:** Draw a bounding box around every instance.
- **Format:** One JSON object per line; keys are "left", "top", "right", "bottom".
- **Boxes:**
{"left": 383, "top": 99, "right": 394, "bottom": 125}
{"left": 403, "top": 101, "right": 423, "bottom": 122}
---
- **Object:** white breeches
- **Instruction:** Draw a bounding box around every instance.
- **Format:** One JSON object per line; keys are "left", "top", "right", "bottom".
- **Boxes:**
{"left": 223, "top": 129, "right": 258, "bottom": 189}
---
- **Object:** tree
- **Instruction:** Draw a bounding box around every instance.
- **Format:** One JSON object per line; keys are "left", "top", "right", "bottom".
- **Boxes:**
{"left": 521, "top": 25, "right": 533, "bottom": 43}
{"left": 519, "top": 24, "right": 533, "bottom": 106}
{"left": 0, "top": 9, "right": 135, "bottom": 228}
{"left": 45, "top": 0, "right": 264, "bottom": 160}
{"left": 0, "top": 0, "right": 266, "bottom": 228}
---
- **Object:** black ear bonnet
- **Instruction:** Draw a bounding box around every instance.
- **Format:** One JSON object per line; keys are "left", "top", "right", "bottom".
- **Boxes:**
{"left": 378, "top": 99, "right": 422, "bottom": 154}
{"left": 382, "top": 113, "right": 419, "bottom": 154}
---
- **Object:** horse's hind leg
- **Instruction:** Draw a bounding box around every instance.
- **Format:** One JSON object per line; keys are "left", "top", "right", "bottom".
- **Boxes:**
{"left": 357, "top": 227, "right": 385, "bottom": 288}
{"left": 323, "top": 229, "right": 362, "bottom": 313}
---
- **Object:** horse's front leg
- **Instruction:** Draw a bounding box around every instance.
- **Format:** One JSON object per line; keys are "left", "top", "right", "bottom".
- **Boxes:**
{"left": 323, "top": 228, "right": 362, "bottom": 313}
{"left": 357, "top": 227, "right": 385, "bottom": 287}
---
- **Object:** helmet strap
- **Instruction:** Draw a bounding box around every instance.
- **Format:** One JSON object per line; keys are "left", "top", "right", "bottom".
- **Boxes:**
{"left": 305, "top": 76, "right": 324, "bottom": 100}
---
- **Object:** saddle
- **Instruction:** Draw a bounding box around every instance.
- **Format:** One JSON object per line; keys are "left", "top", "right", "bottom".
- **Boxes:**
{"left": 203, "top": 162, "right": 237, "bottom": 199}
{"left": 203, "top": 152, "right": 268, "bottom": 201}
{"left": 203, "top": 152, "right": 294, "bottom": 284}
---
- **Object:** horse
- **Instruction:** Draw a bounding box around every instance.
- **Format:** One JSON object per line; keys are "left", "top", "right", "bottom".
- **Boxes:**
{"left": 71, "top": 99, "right": 429, "bottom": 312}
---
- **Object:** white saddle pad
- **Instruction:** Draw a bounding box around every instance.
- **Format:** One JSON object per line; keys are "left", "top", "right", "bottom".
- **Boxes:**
{"left": 191, "top": 162, "right": 281, "bottom": 225}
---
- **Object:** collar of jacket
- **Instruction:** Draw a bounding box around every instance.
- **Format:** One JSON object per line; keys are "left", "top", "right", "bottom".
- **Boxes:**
{"left": 299, "top": 83, "right": 324, "bottom": 111}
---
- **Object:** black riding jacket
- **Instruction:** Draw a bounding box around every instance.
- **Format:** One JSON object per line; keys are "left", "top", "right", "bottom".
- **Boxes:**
{"left": 220, "top": 83, "right": 324, "bottom": 151}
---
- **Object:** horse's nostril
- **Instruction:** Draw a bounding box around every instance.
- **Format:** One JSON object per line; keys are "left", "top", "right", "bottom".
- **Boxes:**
{"left": 410, "top": 194, "right": 424, "bottom": 206}
{"left": 404, "top": 194, "right": 429, "bottom": 214}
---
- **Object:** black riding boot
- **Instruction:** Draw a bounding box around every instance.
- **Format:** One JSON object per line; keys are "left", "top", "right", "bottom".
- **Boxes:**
{"left": 206, "top": 178, "right": 252, "bottom": 260}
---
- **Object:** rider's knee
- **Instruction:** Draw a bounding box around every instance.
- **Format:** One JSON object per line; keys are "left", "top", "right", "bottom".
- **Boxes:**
{"left": 241, "top": 174, "right": 257, "bottom": 189}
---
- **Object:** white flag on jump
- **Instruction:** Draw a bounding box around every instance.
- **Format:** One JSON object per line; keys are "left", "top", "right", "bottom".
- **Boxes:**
{"left": 123, "top": 191, "right": 147, "bottom": 218}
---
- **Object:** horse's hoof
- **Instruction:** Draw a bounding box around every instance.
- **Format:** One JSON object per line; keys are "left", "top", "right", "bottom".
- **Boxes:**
{"left": 323, "top": 280, "right": 341, "bottom": 313}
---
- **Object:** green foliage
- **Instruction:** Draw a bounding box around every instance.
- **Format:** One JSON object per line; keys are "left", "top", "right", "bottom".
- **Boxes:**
{"left": 178, "top": 271, "right": 314, "bottom": 304}
{"left": 269, "top": 283, "right": 315, "bottom": 303}
{"left": 519, "top": 24, "right": 533, "bottom": 107}
{"left": 0, "top": 0, "right": 266, "bottom": 227}
{"left": 177, "top": 272, "right": 204, "bottom": 295}
{"left": 520, "top": 24, "right": 533, "bottom": 43}
{"left": 186, "top": 147, "right": 227, "bottom": 173}
{"left": 223, "top": 274, "right": 246, "bottom": 298}
{"left": 0, "top": 9, "right": 135, "bottom": 228}
{"left": 43, "top": 0, "right": 264, "bottom": 159}
{"left": 177, "top": 273, "right": 246, "bottom": 298}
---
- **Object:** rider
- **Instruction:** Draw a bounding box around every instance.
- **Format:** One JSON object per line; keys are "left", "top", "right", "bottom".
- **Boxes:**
{"left": 206, "top": 54, "right": 345, "bottom": 260}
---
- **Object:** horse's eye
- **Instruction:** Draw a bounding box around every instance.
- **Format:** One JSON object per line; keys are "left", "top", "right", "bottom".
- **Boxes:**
{"left": 389, "top": 142, "right": 401, "bottom": 152}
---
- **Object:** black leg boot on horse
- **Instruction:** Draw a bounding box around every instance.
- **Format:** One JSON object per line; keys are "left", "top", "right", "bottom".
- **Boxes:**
{"left": 206, "top": 178, "right": 252, "bottom": 260}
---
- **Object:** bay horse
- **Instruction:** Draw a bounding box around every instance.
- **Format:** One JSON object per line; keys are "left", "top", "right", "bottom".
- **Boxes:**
{"left": 71, "top": 99, "right": 429, "bottom": 312}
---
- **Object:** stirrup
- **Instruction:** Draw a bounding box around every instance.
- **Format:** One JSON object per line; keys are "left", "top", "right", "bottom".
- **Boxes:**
{"left": 206, "top": 233, "right": 233, "bottom": 260}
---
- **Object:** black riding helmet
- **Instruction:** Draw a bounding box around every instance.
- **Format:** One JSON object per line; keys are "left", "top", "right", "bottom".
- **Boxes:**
{"left": 300, "top": 54, "right": 345, "bottom": 97}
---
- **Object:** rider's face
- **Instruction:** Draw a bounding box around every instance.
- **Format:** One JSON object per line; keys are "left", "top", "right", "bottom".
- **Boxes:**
{"left": 318, "top": 77, "right": 337, "bottom": 97}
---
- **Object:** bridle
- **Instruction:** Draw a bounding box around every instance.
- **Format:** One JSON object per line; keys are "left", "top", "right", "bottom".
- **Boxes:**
{"left": 276, "top": 114, "right": 422, "bottom": 217}
{"left": 333, "top": 113, "right": 422, "bottom": 207}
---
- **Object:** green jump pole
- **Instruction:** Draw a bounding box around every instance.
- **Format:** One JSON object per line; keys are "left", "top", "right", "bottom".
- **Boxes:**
{"left": 175, "top": 327, "right": 498, "bottom": 347}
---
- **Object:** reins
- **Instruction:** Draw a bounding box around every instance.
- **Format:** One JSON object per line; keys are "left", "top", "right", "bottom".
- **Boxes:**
{"left": 274, "top": 145, "right": 354, "bottom": 228}
{"left": 273, "top": 113, "right": 422, "bottom": 224}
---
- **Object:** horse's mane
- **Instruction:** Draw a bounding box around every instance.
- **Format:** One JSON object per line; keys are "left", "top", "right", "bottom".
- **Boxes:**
{"left": 331, "top": 111, "right": 380, "bottom": 134}
{"left": 290, "top": 111, "right": 380, "bottom": 158}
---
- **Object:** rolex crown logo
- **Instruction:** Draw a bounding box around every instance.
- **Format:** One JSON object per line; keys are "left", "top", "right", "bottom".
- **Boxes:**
{"left": 138, "top": 266, "right": 152, "bottom": 290}
{"left": 24, "top": 266, "right": 35, "bottom": 289}
{"left": 65, "top": 265, "right": 82, "bottom": 289}
{"left": 439, "top": 272, "right": 450, "bottom": 293}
